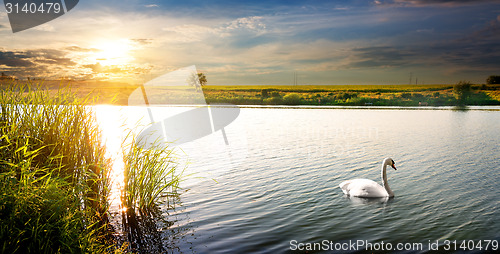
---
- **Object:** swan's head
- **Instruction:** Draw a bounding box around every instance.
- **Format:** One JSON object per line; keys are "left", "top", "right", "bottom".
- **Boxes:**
{"left": 384, "top": 157, "right": 397, "bottom": 170}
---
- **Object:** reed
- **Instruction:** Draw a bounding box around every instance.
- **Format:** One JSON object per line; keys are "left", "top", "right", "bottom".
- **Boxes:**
{"left": 120, "top": 131, "right": 183, "bottom": 252}
{"left": 1, "top": 81, "right": 185, "bottom": 253}
{"left": 0, "top": 82, "right": 113, "bottom": 253}
{"left": 121, "top": 133, "right": 182, "bottom": 214}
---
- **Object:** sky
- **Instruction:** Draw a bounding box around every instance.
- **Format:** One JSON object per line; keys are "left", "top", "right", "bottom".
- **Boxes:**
{"left": 1, "top": 0, "right": 500, "bottom": 85}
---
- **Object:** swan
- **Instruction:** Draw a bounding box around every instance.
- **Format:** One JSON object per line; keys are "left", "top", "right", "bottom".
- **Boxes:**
{"left": 339, "top": 158, "right": 397, "bottom": 198}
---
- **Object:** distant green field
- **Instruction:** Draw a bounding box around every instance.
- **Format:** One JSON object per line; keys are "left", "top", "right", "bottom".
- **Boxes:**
{"left": 204, "top": 84, "right": 454, "bottom": 92}
{"left": 202, "top": 84, "right": 500, "bottom": 106}
{"left": 2, "top": 80, "right": 499, "bottom": 106}
{"left": 206, "top": 84, "right": 451, "bottom": 89}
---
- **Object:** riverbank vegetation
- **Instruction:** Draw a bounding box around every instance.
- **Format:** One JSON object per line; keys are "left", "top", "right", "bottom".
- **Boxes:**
{"left": 0, "top": 83, "right": 183, "bottom": 253}
{"left": 203, "top": 83, "right": 500, "bottom": 106}
{"left": 0, "top": 83, "right": 113, "bottom": 253}
{"left": 2, "top": 80, "right": 499, "bottom": 106}
{"left": 120, "top": 135, "right": 183, "bottom": 252}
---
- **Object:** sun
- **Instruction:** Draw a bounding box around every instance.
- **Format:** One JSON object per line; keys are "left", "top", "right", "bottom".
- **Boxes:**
{"left": 91, "top": 39, "right": 134, "bottom": 66}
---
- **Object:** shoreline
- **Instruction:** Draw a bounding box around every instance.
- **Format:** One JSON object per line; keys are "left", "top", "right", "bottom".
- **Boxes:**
{"left": 2, "top": 80, "right": 500, "bottom": 107}
{"left": 95, "top": 103, "right": 500, "bottom": 111}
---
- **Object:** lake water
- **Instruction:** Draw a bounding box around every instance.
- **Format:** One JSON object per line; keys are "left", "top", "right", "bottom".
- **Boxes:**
{"left": 96, "top": 106, "right": 500, "bottom": 253}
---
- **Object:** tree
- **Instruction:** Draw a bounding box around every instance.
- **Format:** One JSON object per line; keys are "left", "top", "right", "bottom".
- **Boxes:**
{"left": 261, "top": 89, "right": 270, "bottom": 98}
{"left": 187, "top": 72, "right": 206, "bottom": 92}
{"left": 486, "top": 75, "right": 500, "bottom": 84}
{"left": 283, "top": 93, "right": 302, "bottom": 105}
{"left": 453, "top": 81, "right": 472, "bottom": 106}
{"left": 197, "top": 73, "right": 207, "bottom": 86}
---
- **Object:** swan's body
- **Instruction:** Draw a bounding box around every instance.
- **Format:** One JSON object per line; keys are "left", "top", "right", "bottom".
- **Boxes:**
{"left": 339, "top": 158, "right": 397, "bottom": 198}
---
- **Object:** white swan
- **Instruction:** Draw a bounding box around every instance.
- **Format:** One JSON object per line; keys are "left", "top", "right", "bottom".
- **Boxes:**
{"left": 339, "top": 158, "right": 397, "bottom": 198}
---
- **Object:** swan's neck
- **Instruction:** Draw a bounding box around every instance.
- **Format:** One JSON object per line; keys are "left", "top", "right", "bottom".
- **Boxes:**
{"left": 381, "top": 164, "right": 394, "bottom": 197}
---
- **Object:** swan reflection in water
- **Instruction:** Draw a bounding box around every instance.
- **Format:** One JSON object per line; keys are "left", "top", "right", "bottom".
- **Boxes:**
{"left": 343, "top": 195, "right": 394, "bottom": 206}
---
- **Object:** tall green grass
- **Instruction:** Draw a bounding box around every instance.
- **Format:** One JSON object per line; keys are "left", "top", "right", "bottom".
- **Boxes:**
{"left": 121, "top": 135, "right": 181, "bottom": 214}
{"left": 119, "top": 131, "right": 183, "bottom": 252}
{"left": 1, "top": 81, "right": 185, "bottom": 253}
{"left": 0, "top": 82, "right": 112, "bottom": 253}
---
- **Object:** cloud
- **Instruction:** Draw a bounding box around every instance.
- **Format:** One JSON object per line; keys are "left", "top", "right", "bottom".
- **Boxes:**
{"left": 145, "top": 4, "right": 159, "bottom": 8}
{"left": 82, "top": 62, "right": 152, "bottom": 82}
{"left": 375, "top": 0, "right": 500, "bottom": 7}
{"left": 162, "top": 24, "right": 220, "bottom": 42}
{"left": 441, "top": 15, "right": 500, "bottom": 71}
{"left": 226, "top": 16, "right": 266, "bottom": 32}
{"left": 475, "top": 15, "right": 500, "bottom": 40}
{"left": 1, "top": 0, "right": 499, "bottom": 84}
{"left": 0, "top": 48, "right": 81, "bottom": 79}
{"left": 83, "top": 63, "right": 121, "bottom": 73}
{"left": 130, "top": 38, "right": 153, "bottom": 45}
{"left": 161, "top": 16, "right": 267, "bottom": 43}
{"left": 162, "top": 16, "right": 266, "bottom": 43}
{"left": 65, "top": 46, "right": 100, "bottom": 53}
{"left": 33, "top": 24, "right": 56, "bottom": 32}
{"left": 0, "top": 50, "right": 35, "bottom": 67}
{"left": 340, "top": 46, "right": 416, "bottom": 69}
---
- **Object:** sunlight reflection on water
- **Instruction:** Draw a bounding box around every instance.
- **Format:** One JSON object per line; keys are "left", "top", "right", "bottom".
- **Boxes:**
{"left": 93, "top": 105, "right": 249, "bottom": 205}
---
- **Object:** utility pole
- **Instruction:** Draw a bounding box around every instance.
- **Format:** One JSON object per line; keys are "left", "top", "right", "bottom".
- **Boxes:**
{"left": 409, "top": 72, "right": 413, "bottom": 85}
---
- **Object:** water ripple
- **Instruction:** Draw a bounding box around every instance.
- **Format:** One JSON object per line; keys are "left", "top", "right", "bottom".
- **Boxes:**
{"left": 148, "top": 108, "right": 500, "bottom": 253}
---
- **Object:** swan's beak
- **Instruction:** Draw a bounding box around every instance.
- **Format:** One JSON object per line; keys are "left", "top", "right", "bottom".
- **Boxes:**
{"left": 391, "top": 164, "right": 397, "bottom": 170}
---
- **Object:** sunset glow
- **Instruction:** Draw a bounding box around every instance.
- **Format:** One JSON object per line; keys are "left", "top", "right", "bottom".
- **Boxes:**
{"left": 91, "top": 39, "right": 134, "bottom": 67}
{"left": 1, "top": 1, "right": 500, "bottom": 84}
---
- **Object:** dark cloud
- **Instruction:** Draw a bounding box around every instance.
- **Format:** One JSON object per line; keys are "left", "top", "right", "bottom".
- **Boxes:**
{"left": 376, "top": 0, "right": 500, "bottom": 7}
{"left": 83, "top": 63, "right": 104, "bottom": 72}
{"left": 467, "top": 16, "right": 500, "bottom": 42}
{"left": 0, "top": 48, "right": 77, "bottom": 79}
{"left": 0, "top": 49, "right": 76, "bottom": 67}
{"left": 65, "top": 46, "right": 99, "bottom": 53}
{"left": 341, "top": 38, "right": 500, "bottom": 74}
{"left": 30, "top": 49, "right": 77, "bottom": 66}
{"left": 342, "top": 46, "right": 416, "bottom": 69}
{"left": 437, "top": 15, "right": 500, "bottom": 71}
{"left": 131, "top": 38, "right": 153, "bottom": 45}
{"left": 340, "top": 12, "right": 500, "bottom": 75}
{"left": 1, "top": 45, "right": 152, "bottom": 80}
{"left": 35, "top": 58, "right": 76, "bottom": 66}
{"left": 0, "top": 51, "right": 35, "bottom": 67}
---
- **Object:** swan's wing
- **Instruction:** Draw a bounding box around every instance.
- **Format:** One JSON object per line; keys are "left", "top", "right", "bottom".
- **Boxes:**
{"left": 342, "top": 179, "right": 388, "bottom": 198}
{"left": 339, "top": 180, "right": 352, "bottom": 195}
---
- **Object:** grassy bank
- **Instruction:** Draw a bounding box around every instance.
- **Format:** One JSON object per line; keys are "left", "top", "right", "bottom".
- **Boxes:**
{"left": 0, "top": 84, "right": 113, "bottom": 253}
{"left": 0, "top": 83, "right": 183, "bottom": 253}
